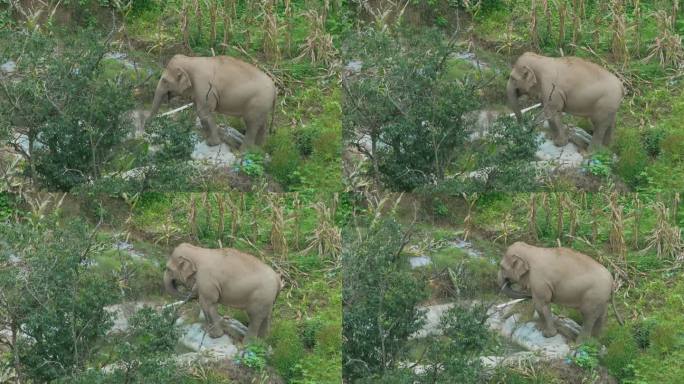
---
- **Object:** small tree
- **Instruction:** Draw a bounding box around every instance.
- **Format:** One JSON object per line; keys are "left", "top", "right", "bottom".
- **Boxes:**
{"left": 343, "top": 217, "right": 428, "bottom": 380}
{"left": 343, "top": 27, "right": 481, "bottom": 191}
{"left": 0, "top": 217, "right": 118, "bottom": 382}
{"left": 0, "top": 30, "right": 135, "bottom": 191}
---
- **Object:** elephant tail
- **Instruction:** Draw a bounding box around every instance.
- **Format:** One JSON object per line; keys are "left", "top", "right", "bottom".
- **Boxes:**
{"left": 269, "top": 87, "right": 277, "bottom": 134}
{"left": 611, "top": 293, "right": 625, "bottom": 326}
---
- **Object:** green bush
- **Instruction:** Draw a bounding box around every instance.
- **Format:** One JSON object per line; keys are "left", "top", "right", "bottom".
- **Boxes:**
{"left": 0, "top": 30, "right": 135, "bottom": 191}
{"left": 0, "top": 217, "right": 118, "bottom": 382}
{"left": 343, "top": 217, "right": 429, "bottom": 381}
{"left": 343, "top": 27, "right": 481, "bottom": 191}
{"left": 269, "top": 320, "right": 306, "bottom": 381}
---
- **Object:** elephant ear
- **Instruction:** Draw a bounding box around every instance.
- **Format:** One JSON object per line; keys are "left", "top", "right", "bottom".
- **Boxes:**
{"left": 174, "top": 67, "right": 192, "bottom": 93}
{"left": 177, "top": 256, "right": 197, "bottom": 283}
{"left": 520, "top": 65, "right": 537, "bottom": 88}
{"left": 510, "top": 254, "right": 530, "bottom": 281}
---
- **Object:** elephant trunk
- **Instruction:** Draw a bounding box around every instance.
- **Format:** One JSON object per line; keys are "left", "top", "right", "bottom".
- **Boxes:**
{"left": 163, "top": 271, "right": 181, "bottom": 297}
{"left": 506, "top": 79, "right": 522, "bottom": 122}
{"left": 500, "top": 280, "right": 532, "bottom": 299}
{"left": 146, "top": 82, "right": 167, "bottom": 126}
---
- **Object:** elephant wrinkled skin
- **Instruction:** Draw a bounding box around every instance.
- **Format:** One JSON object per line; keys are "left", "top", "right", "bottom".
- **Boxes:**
{"left": 506, "top": 52, "right": 624, "bottom": 152}
{"left": 147, "top": 54, "right": 276, "bottom": 150}
{"left": 164, "top": 243, "right": 282, "bottom": 341}
{"left": 497, "top": 241, "right": 619, "bottom": 342}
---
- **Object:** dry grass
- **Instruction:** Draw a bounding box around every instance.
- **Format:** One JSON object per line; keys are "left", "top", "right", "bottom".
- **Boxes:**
{"left": 306, "top": 195, "right": 342, "bottom": 261}
{"left": 646, "top": 201, "right": 683, "bottom": 262}
{"left": 189, "top": 194, "right": 198, "bottom": 240}
{"left": 526, "top": 193, "right": 539, "bottom": 241}
{"left": 609, "top": 0, "right": 629, "bottom": 66}
{"left": 261, "top": 0, "right": 281, "bottom": 62}
{"left": 462, "top": 193, "right": 479, "bottom": 242}
{"left": 606, "top": 192, "right": 627, "bottom": 261}
{"left": 222, "top": 0, "right": 235, "bottom": 49}
{"left": 297, "top": 9, "right": 336, "bottom": 66}
{"left": 644, "top": 10, "right": 684, "bottom": 68}
{"left": 556, "top": 193, "right": 565, "bottom": 243}
{"left": 267, "top": 194, "right": 288, "bottom": 260}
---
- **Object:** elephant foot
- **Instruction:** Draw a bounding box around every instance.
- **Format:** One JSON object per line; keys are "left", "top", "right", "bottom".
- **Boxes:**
{"left": 553, "top": 137, "right": 569, "bottom": 147}
{"left": 542, "top": 327, "right": 558, "bottom": 338}
{"left": 206, "top": 136, "right": 222, "bottom": 147}
{"left": 205, "top": 324, "right": 224, "bottom": 339}
{"left": 587, "top": 143, "right": 603, "bottom": 154}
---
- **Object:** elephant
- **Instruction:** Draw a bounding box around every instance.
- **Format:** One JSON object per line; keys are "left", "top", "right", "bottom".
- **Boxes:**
{"left": 164, "top": 243, "right": 282, "bottom": 341}
{"left": 147, "top": 54, "right": 277, "bottom": 150}
{"left": 506, "top": 52, "right": 624, "bottom": 152}
{"left": 497, "top": 241, "right": 622, "bottom": 342}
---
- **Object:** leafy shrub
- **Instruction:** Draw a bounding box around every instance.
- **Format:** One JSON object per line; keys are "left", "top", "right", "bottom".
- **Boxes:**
{"left": 0, "top": 217, "right": 118, "bottom": 382}
{"left": 419, "top": 304, "right": 494, "bottom": 383}
{"left": 0, "top": 30, "right": 135, "bottom": 191}
{"left": 61, "top": 306, "right": 187, "bottom": 384}
{"left": 237, "top": 342, "right": 269, "bottom": 372}
{"left": 266, "top": 131, "right": 301, "bottom": 187}
{"left": 269, "top": 321, "right": 306, "bottom": 381}
{"left": 343, "top": 217, "right": 428, "bottom": 381}
{"left": 343, "top": 27, "right": 481, "bottom": 191}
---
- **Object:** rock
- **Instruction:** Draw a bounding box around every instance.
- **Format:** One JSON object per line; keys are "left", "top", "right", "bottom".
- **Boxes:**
{"left": 177, "top": 322, "right": 239, "bottom": 360}
{"left": 449, "top": 51, "right": 490, "bottom": 71}
{"left": 409, "top": 256, "right": 432, "bottom": 269}
{"left": 1, "top": 60, "right": 16, "bottom": 74}
{"left": 569, "top": 127, "right": 592, "bottom": 149}
{"left": 466, "top": 109, "right": 501, "bottom": 141}
{"left": 127, "top": 109, "right": 151, "bottom": 137}
{"left": 191, "top": 140, "right": 237, "bottom": 167}
{"left": 487, "top": 299, "right": 578, "bottom": 360}
{"left": 447, "top": 238, "right": 483, "bottom": 258}
{"left": 411, "top": 302, "right": 456, "bottom": 339}
{"left": 534, "top": 133, "right": 585, "bottom": 170}
{"left": 345, "top": 60, "right": 363, "bottom": 74}
{"left": 480, "top": 351, "right": 541, "bottom": 368}
{"left": 219, "top": 126, "right": 245, "bottom": 148}
{"left": 104, "top": 302, "right": 153, "bottom": 334}
{"left": 103, "top": 52, "right": 137, "bottom": 70}
{"left": 113, "top": 241, "right": 144, "bottom": 260}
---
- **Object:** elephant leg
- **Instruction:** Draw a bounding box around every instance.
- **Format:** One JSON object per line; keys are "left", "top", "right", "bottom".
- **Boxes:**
{"left": 196, "top": 103, "right": 222, "bottom": 147}
{"left": 258, "top": 311, "right": 272, "bottom": 338}
{"left": 592, "top": 309, "right": 607, "bottom": 338}
{"left": 588, "top": 114, "right": 612, "bottom": 153}
{"left": 602, "top": 114, "right": 617, "bottom": 147}
{"left": 246, "top": 308, "right": 267, "bottom": 342}
{"left": 199, "top": 296, "right": 224, "bottom": 339}
{"left": 547, "top": 112, "right": 568, "bottom": 147}
{"left": 241, "top": 113, "right": 266, "bottom": 151}
{"left": 535, "top": 301, "right": 558, "bottom": 337}
{"left": 255, "top": 123, "right": 268, "bottom": 146}
{"left": 578, "top": 305, "right": 601, "bottom": 343}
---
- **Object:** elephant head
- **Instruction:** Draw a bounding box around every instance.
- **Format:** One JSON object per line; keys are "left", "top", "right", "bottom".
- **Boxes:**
{"left": 498, "top": 246, "right": 533, "bottom": 299}
{"left": 164, "top": 252, "right": 197, "bottom": 298}
{"left": 147, "top": 55, "right": 193, "bottom": 123}
{"left": 506, "top": 64, "right": 537, "bottom": 122}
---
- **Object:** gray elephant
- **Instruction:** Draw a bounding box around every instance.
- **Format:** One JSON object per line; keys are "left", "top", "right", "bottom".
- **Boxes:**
{"left": 164, "top": 243, "right": 282, "bottom": 341}
{"left": 147, "top": 54, "right": 276, "bottom": 150}
{"left": 498, "top": 241, "right": 622, "bottom": 342}
{"left": 507, "top": 52, "right": 624, "bottom": 152}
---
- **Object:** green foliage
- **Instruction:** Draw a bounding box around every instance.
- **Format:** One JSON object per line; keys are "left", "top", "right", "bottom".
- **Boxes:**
{"left": 0, "top": 217, "right": 118, "bottom": 382}
{"left": 343, "top": 217, "right": 429, "bottom": 381}
{"left": 463, "top": 116, "right": 539, "bottom": 192}
{"left": 0, "top": 29, "right": 135, "bottom": 191}
{"left": 237, "top": 151, "right": 266, "bottom": 178}
{"left": 569, "top": 342, "right": 600, "bottom": 370}
{"left": 344, "top": 27, "right": 481, "bottom": 190}
{"left": 418, "top": 304, "right": 494, "bottom": 383}
{"left": 585, "top": 150, "right": 614, "bottom": 178}
{"left": 237, "top": 341, "right": 269, "bottom": 372}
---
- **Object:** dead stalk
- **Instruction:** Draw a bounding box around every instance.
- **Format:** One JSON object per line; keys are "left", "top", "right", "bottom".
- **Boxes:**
{"left": 462, "top": 193, "right": 479, "bottom": 242}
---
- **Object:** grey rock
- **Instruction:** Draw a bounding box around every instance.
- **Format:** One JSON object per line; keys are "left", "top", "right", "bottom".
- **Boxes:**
{"left": 1, "top": 60, "right": 16, "bottom": 74}
{"left": 409, "top": 256, "right": 432, "bottom": 269}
